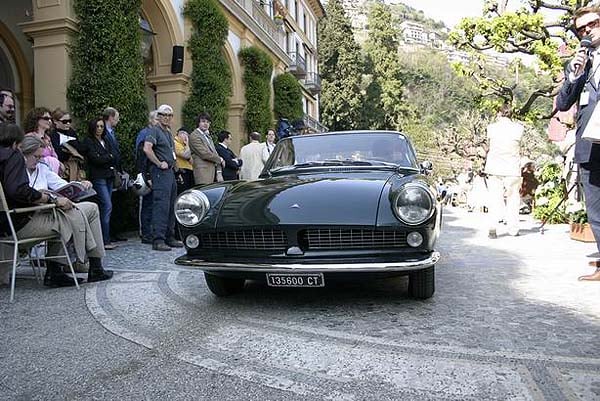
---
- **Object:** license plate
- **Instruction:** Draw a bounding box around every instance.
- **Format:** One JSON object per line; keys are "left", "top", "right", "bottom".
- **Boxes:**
{"left": 266, "top": 273, "right": 325, "bottom": 287}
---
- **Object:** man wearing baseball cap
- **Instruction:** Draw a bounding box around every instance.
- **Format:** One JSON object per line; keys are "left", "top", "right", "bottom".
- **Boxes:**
{"left": 143, "top": 104, "right": 183, "bottom": 251}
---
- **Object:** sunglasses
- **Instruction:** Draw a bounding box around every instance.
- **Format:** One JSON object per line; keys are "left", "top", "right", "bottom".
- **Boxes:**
{"left": 59, "top": 119, "right": 72, "bottom": 124}
{"left": 96, "top": 124, "right": 105, "bottom": 128}
{"left": 158, "top": 113, "right": 174, "bottom": 117}
{"left": 576, "top": 18, "right": 600, "bottom": 35}
{"left": 39, "top": 116, "right": 52, "bottom": 121}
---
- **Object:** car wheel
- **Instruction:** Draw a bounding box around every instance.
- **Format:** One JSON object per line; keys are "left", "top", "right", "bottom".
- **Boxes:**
{"left": 204, "top": 273, "right": 245, "bottom": 296}
{"left": 408, "top": 266, "right": 435, "bottom": 299}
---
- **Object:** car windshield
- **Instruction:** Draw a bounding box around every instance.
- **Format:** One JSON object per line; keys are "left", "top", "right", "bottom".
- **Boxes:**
{"left": 265, "top": 132, "right": 418, "bottom": 173}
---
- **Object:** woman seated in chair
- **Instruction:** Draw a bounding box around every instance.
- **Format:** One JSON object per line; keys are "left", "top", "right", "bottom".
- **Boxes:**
{"left": 0, "top": 124, "right": 112, "bottom": 287}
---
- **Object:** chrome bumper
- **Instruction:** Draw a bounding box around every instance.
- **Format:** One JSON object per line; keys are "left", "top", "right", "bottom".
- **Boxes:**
{"left": 175, "top": 252, "right": 439, "bottom": 273}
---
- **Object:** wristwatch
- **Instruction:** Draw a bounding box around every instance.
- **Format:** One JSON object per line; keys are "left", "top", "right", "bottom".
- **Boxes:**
{"left": 47, "top": 193, "right": 58, "bottom": 204}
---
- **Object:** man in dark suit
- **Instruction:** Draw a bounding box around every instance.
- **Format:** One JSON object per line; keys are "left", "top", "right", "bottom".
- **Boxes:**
{"left": 216, "top": 130, "right": 242, "bottom": 181}
{"left": 557, "top": 5, "right": 600, "bottom": 281}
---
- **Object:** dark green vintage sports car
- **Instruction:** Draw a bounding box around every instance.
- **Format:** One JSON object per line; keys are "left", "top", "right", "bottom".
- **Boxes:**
{"left": 174, "top": 131, "right": 441, "bottom": 299}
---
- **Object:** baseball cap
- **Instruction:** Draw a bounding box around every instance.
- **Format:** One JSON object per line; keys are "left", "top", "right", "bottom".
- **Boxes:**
{"left": 157, "top": 104, "right": 173, "bottom": 114}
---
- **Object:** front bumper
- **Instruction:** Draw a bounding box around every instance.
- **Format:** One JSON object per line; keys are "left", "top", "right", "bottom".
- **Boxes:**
{"left": 174, "top": 251, "right": 440, "bottom": 273}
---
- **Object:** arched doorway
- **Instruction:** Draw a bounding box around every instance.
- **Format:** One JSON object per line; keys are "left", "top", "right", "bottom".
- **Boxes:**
{"left": 0, "top": 20, "right": 33, "bottom": 122}
{"left": 141, "top": 0, "right": 188, "bottom": 129}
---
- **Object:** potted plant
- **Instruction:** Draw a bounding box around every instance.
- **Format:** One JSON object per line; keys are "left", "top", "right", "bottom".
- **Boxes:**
{"left": 273, "top": 14, "right": 284, "bottom": 26}
{"left": 566, "top": 200, "right": 595, "bottom": 242}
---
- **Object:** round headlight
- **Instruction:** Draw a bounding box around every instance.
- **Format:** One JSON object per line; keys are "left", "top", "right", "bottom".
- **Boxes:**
{"left": 175, "top": 190, "right": 210, "bottom": 227}
{"left": 393, "top": 183, "right": 434, "bottom": 225}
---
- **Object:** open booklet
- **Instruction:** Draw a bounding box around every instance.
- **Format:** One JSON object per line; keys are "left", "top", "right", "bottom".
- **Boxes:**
{"left": 51, "top": 182, "right": 97, "bottom": 202}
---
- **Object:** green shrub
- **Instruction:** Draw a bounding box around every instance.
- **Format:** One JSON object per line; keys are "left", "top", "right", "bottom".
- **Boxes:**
{"left": 182, "top": 0, "right": 232, "bottom": 137}
{"left": 68, "top": 0, "right": 148, "bottom": 173}
{"left": 273, "top": 73, "right": 303, "bottom": 122}
{"left": 533, "top": 163, "right": 567, "bottom": 224}
{"left": 239, "top": 46, "right": 273, "bottom": 139}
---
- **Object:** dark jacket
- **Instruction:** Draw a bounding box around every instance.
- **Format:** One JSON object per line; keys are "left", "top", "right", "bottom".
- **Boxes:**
{"left": 0, "top": 147, "right": 43, "bottom": 235}
{"left": 82, "top": 135, "right": 117, "bottom": 180}
{"left": 556, "top": 61, "right": 600, "bottom": 168}
{"left": 49, "top": 128, "right": 83, "bottom": 163}
{"left": 216, "top": 143, "right": 242, "bottom": 181}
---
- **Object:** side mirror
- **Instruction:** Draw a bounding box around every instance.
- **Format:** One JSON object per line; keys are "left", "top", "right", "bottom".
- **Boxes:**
{"left": 420, "top": 160, "right": 433, "bottom": 175}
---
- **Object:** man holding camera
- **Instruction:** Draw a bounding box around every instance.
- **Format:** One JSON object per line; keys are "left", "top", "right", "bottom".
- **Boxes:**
{"left": 557, "top": 6, "right": 600, "bottom": 281}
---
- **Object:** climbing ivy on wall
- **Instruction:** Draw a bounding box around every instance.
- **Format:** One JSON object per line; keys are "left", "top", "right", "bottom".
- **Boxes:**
{"left": 68, "top": 0, "right": 147, "bottom": 173}
{"left": 182, "top": 0, "right": 232, "bottom": 135}
{"left": 239, "top": 46, "right": 273, "bottom": 138}
{"left": 273, "top": 72, "right": 303, "bottom": 122}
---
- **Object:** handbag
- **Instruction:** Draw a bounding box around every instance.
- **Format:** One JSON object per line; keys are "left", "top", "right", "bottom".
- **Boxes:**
{"left": 581, "top": 102, "right": 600, "bottom": 143}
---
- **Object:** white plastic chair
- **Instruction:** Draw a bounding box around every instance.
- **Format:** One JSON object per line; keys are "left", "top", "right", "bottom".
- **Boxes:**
{"left": 0, "top": 182, "right": 79, "bottom": 302}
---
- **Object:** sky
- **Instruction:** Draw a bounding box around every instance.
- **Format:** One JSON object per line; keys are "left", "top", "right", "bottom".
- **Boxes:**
{"left": 394, "top": 0, "right": 485, "bottom": 28}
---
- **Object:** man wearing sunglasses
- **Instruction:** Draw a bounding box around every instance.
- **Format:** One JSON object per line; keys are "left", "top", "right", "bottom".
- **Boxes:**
{"left": 143, "top": 104, "right": 184, "bottom": 251}
{"left": 557, "top": 6, "right": 600, "bottom": 281}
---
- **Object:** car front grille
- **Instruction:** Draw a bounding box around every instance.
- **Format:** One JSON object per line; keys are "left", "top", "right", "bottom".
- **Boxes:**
{"left": 303, "top": 228, "right": 407, "bottom": 250}
{"left": 200, "top": 229, "right": 287, "bottom": 250}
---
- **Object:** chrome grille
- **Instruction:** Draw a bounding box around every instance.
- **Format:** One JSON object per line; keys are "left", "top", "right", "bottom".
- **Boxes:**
{"left": 304, "top": 229, "right": 407, "bottom": 250}
{"left": 201, "top": 229, "right": 287, "bottom": 250}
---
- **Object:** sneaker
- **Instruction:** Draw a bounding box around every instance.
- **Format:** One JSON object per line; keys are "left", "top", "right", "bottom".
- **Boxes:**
{"left": 152, "top": 241, "right": 171, "bottom": 251}
{"left": 166, "top": 239, "right": 184, "bottom": 248}
{"left": 488, "top": 229, "right": 497, "bottom": 239}
{"left": 104, "top": 243, "right": 118, "bottom": 250}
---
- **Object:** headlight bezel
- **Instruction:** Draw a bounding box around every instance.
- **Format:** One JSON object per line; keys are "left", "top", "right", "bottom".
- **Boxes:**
{"left": 175, "top": 190, "right": 210, "bottom": 227}
{"left": 392, "top": 182, "right": 435, "bottom": 226}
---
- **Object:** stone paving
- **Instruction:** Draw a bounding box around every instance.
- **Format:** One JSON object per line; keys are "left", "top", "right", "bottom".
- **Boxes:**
{"left": 1, "top": 207, "right": 600, "bottom": 400}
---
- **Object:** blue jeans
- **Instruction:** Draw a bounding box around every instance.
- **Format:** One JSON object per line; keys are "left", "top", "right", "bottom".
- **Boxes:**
{"left": 139, "top": 192, "right": 153, "bottom": 240}
{"left": 92, "top": 178, "right": 113, "bottom": 245}
{"left": 150, "top": 166, "right": 177, "bottom": 242}
{"left": 580, "top": 167, "right": 600, "bottom": 253}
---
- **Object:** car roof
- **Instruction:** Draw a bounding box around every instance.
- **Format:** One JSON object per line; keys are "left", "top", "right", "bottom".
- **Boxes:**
{"left": 289, "top": 130, "right": 407, "bottom": 139}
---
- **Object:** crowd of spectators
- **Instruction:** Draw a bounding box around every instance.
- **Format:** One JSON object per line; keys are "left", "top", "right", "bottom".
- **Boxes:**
{"left": 0, "top": 87, "right": 279, "bottom": 287}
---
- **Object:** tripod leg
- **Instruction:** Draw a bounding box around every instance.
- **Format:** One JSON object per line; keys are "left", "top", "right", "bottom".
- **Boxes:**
{"left": 539, "top": 182, "right": 578, "bottom": 232}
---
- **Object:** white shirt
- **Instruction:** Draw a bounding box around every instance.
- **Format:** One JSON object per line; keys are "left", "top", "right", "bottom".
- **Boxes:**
{"left": 27, "top": 162, "right": 68, "bottom": 191}
{"left": 240, "top": 141, "right": 266, "bottom": 180}
{"left": 484, "top": 117, "right": 524, "bottom": 177}
{"left": 262, "top": 142, "right": 276, "bottom": 163}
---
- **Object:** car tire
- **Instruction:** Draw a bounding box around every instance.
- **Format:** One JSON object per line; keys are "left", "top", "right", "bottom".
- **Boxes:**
{"left": 204, "top": 273, "right": 245, "bottom": 296}
{"left": 408, "top": 266, "right": 435, "bottom": 299}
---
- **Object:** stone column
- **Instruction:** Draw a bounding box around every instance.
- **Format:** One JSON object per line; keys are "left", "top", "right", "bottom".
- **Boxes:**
{"left": 147, "top": 74, "right": 190, "bottom": 131}
{"left": 20, "top": 0, "right": 77, "bottom": 109}
{"left": 228, "top": 103, "right": 245, "bottom": 153}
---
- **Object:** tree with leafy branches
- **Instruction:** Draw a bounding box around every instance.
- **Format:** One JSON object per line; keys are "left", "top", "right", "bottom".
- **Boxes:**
{"left": 448, "top": 0, "right": 594, "bottom": 119}
{"left": 364, "top": 2, "right": 410, "bottom": 130}
{"left": 318, "top": 0, "right": 363, "bottom": 131}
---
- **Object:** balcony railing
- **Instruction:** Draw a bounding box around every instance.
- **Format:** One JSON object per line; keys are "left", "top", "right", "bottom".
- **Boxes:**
{"left": 303, "top": 72, "right": 321, "bottom": 95}
{"left": 230, "top": 0, "right": 286, "bottom": 51}
{"left": 303, "top": 114, "right": 328, "bottom": 133}
{"left": 288, "top": 52, "right": 307, "bottom": 78}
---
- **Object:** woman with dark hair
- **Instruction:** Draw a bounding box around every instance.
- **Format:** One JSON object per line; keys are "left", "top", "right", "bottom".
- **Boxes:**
{"left": 23, "top": 107, "right": 61, "bottom": 174}
{"left": 49, "top": 108, "right": 86, "bottom": 182}
{"left": 81, "top": 118, "right": 118, "bottom": 250}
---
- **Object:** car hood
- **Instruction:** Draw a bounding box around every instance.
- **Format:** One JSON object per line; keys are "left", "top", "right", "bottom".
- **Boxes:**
{"left": 215, "top": 171, "right": 401, "bottom": 227}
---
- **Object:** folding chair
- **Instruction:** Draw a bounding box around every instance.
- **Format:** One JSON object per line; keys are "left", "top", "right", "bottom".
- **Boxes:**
{"left": 0, "top": 182, "right": 79, "bottom": 302}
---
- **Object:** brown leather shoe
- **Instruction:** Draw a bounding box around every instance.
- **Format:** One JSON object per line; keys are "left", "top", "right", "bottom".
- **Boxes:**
{"left": 578, "top": 267, "right": 600, "bottom": 281}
